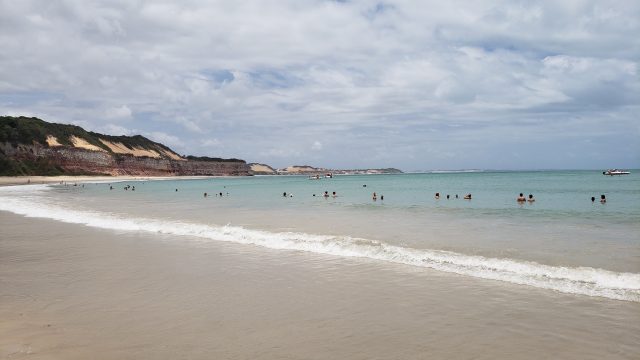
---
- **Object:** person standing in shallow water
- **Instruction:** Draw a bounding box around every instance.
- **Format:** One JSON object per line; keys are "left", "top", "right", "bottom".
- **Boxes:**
{"left": 527, "top": 194, "right": 535, "bottom": 203}
{"left": 591, "top": 196, "right": 596, "bottom": 202}
{"left": 600, "top": 194, "right": 606, "bottom": 203}
{"left": 517, "top": 193, "right": 526, "bottom": 202}
{"left": 372, "top": 192, "right": 377, "bottom": 201}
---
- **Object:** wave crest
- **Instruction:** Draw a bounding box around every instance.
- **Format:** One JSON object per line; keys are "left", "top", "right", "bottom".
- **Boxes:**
{"left": 1, "top": 186, "right": 638, "bottom": 302}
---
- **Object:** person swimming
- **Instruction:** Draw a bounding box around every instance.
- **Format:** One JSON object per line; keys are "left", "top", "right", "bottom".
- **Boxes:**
{"left": 380, "top": 195, "right": 384, "bottom": 201}
{"left": 435, "top": 192, "right": 440, "bottom": 199}
{"left": 464, "top": 193, "right": 472, "bottom": 200}
{"left": 527, "top": 194, "right": 535, "bottom": 202}
{"left": 332, "top": 191, "right": 337, "bottom": 198}
{"left": 600, "top": 194, "right": 606, "bottom": 203}
{"left": 446, "top": 194, "right": 450, "bottom": 200}
{"left": 324, "top": 191, "right": 329, "bottom": 198}
{"left": 591, "top": 196, "right": 595, "bottom": 202}
{"left": 283, "top": 192, "right": 287, "bottom": 197}
{"left": 372, "top": 192, "right": 377, "bottom": 201}
{"left": 517, "top": 193, "right": 526, "bottom": 202}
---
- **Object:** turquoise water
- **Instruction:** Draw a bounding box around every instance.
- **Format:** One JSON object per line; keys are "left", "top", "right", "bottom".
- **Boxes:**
{"left": 84, "top": 170, "right": 640, "bottom": 223}
{"left": 1, "top": 170, "right": 639, "bottom": 301}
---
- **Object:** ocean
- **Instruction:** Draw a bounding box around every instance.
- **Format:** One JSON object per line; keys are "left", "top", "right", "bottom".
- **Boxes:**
{"left": 1, "top": 170, "right": 638, "bottom": 302}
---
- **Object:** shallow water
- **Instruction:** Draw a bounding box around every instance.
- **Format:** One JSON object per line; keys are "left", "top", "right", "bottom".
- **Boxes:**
{"left": 1, "top": 170, "right": 638, "bottom": 301}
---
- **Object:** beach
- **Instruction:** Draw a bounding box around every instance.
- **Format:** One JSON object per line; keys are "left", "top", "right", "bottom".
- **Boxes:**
{"left": 0, "top": 176, "right": 213, "bottom": 187}
{"left": 1, "top": 212, "right": 639, "bottom": 359}
{"left": 1, "top": 171, "right": 639, "bottom": 359}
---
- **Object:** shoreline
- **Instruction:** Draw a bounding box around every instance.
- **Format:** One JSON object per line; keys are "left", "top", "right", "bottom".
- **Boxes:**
{"left": 0, "top": 175, "right": 234, "bottom": 187}
{"left": 1, "top": 212, "right": 639, "bottom": 359}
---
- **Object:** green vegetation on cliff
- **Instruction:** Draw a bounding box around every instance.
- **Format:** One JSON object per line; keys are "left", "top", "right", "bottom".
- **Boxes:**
{"left": 0, "top": 116, "right": 248, "bottom": 176}
{"left": 0, "top": 116, "right": 175, "bottom": 153}
{"left": 0, "top": 156, "right": 62, "bottom": 176}
{"left": 185, "top": 155, "right": 245, "bottom": 163}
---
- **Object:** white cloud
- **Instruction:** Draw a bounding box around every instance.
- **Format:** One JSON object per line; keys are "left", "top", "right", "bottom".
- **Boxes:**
{"left": 99, "top": 123, "right": 132, "bottom": 136}
{"left": 201, "top": 138, "right": 221, "bottom": 147}
{"left": 146, "top": 131, "right": 183, "bottom": 148}
{"left": 0, "top": 0, "right": 638, "bottom": 169}
{"left": 104, "top": 105, "right": 132, "bottom": 120}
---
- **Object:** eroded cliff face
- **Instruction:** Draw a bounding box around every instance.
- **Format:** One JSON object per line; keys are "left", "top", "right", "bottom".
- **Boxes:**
{"left": 1, "top": 142, "right": 249, "bottom": 176}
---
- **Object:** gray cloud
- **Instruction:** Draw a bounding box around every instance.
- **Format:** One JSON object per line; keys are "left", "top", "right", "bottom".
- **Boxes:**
{"left": 0, "top": 0, "right": 638, "bottom": 170}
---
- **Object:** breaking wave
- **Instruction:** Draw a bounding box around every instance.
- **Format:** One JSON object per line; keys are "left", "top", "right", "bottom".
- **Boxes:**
{"left": 1, "top": 185, "right": 638, "bottom": 302}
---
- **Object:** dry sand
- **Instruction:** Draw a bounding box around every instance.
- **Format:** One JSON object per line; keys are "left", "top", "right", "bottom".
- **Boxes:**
{"left": 249, "top": 164, "right": 276, "bottom": 174}
{"left": 69, "top": 136, "right": 105, "bottom": 152}
{"left": 44, "top": 135, "right": 62, "bottom": 147}
{"left": 0, "top": 175, "right": 212, "bottom": 187}
{"left": 98, "top": 139, "right": 162, "bottom": 159}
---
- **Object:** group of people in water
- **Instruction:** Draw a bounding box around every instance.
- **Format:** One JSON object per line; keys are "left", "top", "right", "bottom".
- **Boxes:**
{"left": 308, "top": 191, "right": 338, "bottom": 198}
{"left": 105, "top": 182, "right": 610, "bottom": 205}
{"left": 517, "top": 193, "right": 535, "bottom": 203}
{"left": 107, "top": 184, "right": 132, "bottom": 191}
{"left": 434, "top": 192, "right": 472, "bottom": 200}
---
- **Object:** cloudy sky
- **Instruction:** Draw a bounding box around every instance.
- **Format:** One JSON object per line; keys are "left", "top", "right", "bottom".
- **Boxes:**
{"left": 1, "top": 0, "right": 638, "bottom": 170}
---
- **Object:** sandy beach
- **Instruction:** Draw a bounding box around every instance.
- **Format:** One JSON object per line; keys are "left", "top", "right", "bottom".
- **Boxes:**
{"left": 0, "top": 175, "right": 220, "bottom": 187}
{"left": 1, "top": 211, "right": 639, "bottom": 359}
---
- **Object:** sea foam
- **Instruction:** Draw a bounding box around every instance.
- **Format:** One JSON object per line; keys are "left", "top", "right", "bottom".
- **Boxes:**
{"left": 1, "top": 185, "right": 639, "bottom": 302}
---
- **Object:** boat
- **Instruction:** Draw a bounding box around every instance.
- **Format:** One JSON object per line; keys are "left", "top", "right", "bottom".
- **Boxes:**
{"left": 603, "top": 169, "right": 630, "bottom": 176}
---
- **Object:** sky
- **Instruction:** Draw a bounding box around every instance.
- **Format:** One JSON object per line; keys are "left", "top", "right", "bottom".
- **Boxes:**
{"left": 1, "top": 0, "right": 639, "bottom": 171}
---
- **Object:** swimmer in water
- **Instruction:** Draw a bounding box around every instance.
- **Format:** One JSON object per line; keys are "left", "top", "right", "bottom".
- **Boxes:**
{"left": 517, "top": 193, "right": 526, "bottom": 202}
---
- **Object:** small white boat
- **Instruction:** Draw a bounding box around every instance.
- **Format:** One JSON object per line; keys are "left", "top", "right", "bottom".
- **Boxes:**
{"left": 603, "top": 169, "right": 630, "bottom": 176}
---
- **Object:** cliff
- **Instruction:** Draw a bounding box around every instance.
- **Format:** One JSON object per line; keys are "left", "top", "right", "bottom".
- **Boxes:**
{"left": 249, "top": 163, "right": 277, "bottom": 175}
{"left": 250, "top": 164, "right": 403, "bottom": 176}
{"left": 0, "top": 116, "right": 249, "bottom": 176}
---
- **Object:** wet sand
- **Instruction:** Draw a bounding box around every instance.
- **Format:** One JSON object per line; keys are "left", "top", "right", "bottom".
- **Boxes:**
{"left": 1, "top": 212, "right": 639, "bottom": 359}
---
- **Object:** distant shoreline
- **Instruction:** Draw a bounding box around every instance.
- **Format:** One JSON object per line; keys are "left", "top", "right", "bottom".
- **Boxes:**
{"left": 0, "top": 175, "right": 225, "bottom": 187}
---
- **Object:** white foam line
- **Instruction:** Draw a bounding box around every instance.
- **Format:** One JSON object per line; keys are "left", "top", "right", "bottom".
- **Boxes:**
{"left": 1, "top": 187, "right": 638, "bottom": 302}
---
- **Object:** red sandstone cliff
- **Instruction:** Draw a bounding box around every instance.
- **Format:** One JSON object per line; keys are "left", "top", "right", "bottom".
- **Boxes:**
{"left": 1, "top": 142, "right": 250, "bottom": 176}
